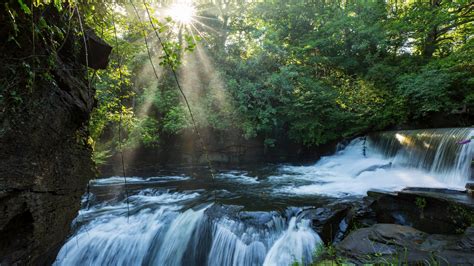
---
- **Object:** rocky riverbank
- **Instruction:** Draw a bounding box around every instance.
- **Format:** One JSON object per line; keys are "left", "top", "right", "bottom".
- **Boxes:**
{"left": 310, "top": 186, "right": 474, "bottom": 265}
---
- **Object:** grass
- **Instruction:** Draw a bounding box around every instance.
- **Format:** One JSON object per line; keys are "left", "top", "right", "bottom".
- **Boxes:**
{"left": 292, "top": 239, "right": 453, "bottom": 266}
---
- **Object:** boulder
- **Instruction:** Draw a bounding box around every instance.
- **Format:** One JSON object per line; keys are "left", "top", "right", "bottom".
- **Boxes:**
{"left": 367, "top": 187, "right": 474, "bottom": 234}
{"left": 300, "top": 204, "right": 352, "bottom": 244}
{"left": 336, "top": 224, "right": 474, "bottom": 265}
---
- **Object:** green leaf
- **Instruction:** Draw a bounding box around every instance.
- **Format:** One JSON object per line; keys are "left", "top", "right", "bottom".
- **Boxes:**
{"left": 17, "top": 0, "right": 31, "bottom": 14}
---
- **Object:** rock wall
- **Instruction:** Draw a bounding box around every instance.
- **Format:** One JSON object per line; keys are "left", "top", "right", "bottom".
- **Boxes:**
{"left": 100, "top": 129, "right": 338, "bottom": 176}
{"left": 0, "top": 3, "right": 108, "bottom": 264}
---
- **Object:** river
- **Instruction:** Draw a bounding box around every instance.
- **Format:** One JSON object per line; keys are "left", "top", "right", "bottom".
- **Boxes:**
{"left": 54, "top": 128, "right": 473, "bottom": 265}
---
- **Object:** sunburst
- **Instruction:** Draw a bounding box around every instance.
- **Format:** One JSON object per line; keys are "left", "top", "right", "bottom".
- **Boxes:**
{"left": 167, "top": 1, "right": 196, "bottom": 25}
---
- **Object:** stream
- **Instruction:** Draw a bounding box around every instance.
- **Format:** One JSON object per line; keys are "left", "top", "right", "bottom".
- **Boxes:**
{"left": 54, "top": 128, "right": 473, "bottom": 265}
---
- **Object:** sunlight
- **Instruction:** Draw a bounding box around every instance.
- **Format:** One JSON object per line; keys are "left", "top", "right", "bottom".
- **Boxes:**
{"left": 195, "top": 44, "right": 229, "bottom": 108}
{"left": 395, "top": 133, "right": 413, "bottom": 146}
{"left": 167, "top": 1, "right": 196, "bottom": 24}
{"left": 423, "top": 141, "right": 431, "bottom": 149}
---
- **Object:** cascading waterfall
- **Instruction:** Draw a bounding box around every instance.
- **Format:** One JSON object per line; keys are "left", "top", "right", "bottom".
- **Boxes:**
{"left": 55, "top": 128, "right": 472, "bottom": 266}
{"left": 368, "top": 127, "right": 473, "bottom": 185}
{"left": 147, "top": 207, "right": 208, "bottom": 266}
{"left": 206, "top": 213, "right": 320, "bottom": 266}
{"left": 55, "top": 188, "right": 323, "bottom": 266}
{"left": 54, "top": 190, "right": 202, "bottom": 265}
{"left": 275, "top": 128, "right": 472, "bottom": 196}
{"left": 263, "top": 218, "right": 322, "bottom": 266}
{"left": 208, "top": 217, "right": 271, "bottom": 266}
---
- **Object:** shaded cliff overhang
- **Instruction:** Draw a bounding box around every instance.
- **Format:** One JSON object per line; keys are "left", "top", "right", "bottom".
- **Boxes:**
{"left": 0, "top": 1, "right": 111, "bottom": 264}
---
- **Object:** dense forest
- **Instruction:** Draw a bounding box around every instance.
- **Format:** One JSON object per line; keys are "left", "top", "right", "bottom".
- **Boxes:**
{"left": 2, "top": 0, "right": 472, "bottom": 162}
{"left": 84, "top": 0, "right": 474, "bottom": 162}
{"left": 0, "top": 0, "right": 473, "bottom": 265}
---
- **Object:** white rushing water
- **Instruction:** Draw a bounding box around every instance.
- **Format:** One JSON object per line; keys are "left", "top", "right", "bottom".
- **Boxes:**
{"left": 55, "top": 189, "right": 323, "bottom": 266}
{"left": 275, "top": 128, "right": 473, "bottom": 197}
{"left": 54, "top": 190, "right": 201, "bottom": 265}
{"left": 217, "top": 171, "right": 260, "bottom": 184}
{"left": 91, "top": 175, "right": 191, "bottom": 185}
{"left": 263, "top": 218, "right": 322, "bottom": 266}
{"left": 208, "top": 214, "right": 320, "bottom": 266}
{"left": 55, "top": 128, "right": 473, "bottom": 265}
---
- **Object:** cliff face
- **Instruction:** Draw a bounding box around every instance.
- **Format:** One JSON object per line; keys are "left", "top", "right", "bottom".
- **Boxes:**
{"left": 100, "top": 128, "right": 339, "bottom": 177}
{"left": 0, "top": 66, "right": 95, "bottom": 264}
{"left": 0, "top": 3, "right": 109, "bottom": 264}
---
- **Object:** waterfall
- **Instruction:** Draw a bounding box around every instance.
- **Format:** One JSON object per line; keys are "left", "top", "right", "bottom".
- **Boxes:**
{"left": 54, "top": 206, "right": 175, "bottom": 265}
{"left": 368, "top": 127, "right": 473, "bottom": 185}
{"left": 275, "top": 128, "right": 472, "bottom": 196}
{"left": 207, "top": 214, "right": 320, "bottom": 266}
{"left": 54, "top": 190, "right": 202, "bottom": 265}
{"left": 263, "top": 218, "right": 322, "bottom": 266}
{"left": 207, "top": 217, "right": 270, "bottom": 266}
{"left": 146, "top": 207, "right": 208, "bottom": 266}
{"left": 55, "top": 190, "right": 323, "bottom": 266}
{"left": 55, "top": 128, "right": 472, "bottom": 265}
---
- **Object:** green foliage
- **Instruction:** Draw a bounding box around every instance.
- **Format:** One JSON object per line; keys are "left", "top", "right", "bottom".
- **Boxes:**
{"left": 309, "top": 243, "right": 348, "bottom": 265}
{"left": 415, "top": 197, "right": 427, "bottom": 219}
{"left": 448, "top": 204, "right": 474, "bottom": 233}
{"left": 125, "top": 116, "right": 160, "bottom": 148}
{"left": 17, "top": 0, "right": 31, "bottom": 15}
{"left": 82, "top": 1, "right": 201, "bottom": 160}
{"left": 1, "top": 1, "right": 68, "bottom": 115}
{"left": 92, "top": 148, "right": 111, "bottom": 165}
{"left": 162, "top": 106, "right": 188, "bottom": 134}
{"left": 207, "top": 0, "right": 473, "bottom": 147}
{"left": 80, "top": 0, "right": 472, "bottom": 161}
{"left": 415, "top": 197, "right": 427, "bottom": 210}
{"left": 15, "top": 0, "right": 469, "bottom": 162}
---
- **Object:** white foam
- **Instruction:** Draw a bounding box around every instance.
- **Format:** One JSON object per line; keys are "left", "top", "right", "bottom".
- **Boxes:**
{"left": 263, "top": 217, "right": 322, "bottom": 265}
{"left": 55, "top": 190, "right": 205, "bottom": 266}
{"left": 91, "top": 175, "right": 191, "bottom": 185}
{"left": 55, "top": 206, "right": 178, "bottom": 265}
{"left": 148, "top": 207, "right": 207, "bottom": 265}
{"left": 273, "top": 138, "right": 467, "bottom": 197}
{"left": 91, "top": 176, "right": 144, "bottom": 185}
{"left": 217, "top": 171, "right": 260, "bottom": 184}
{"left": 147, "top": 175, "right": 191, "bottom": 182}
{"left": 130, "top": 189, "right": 201, "bottom": 204}
{"left": 277, "top": 168, "right": 453, "bottom": 197}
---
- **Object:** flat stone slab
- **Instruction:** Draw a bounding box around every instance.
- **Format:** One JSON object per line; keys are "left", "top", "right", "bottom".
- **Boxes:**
{"left": 367, "top": 187, "right": 474, "bottom": 234}
{"left": 401, "top": 187, "right": 474, "bottom": 207}
{"left": 336, "top": 224, "right": 474, "bottom": 265}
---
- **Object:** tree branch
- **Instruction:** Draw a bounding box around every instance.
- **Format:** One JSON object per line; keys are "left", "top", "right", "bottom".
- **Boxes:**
{"left": 437, "top": 17, "right": 474, "bottom": 35}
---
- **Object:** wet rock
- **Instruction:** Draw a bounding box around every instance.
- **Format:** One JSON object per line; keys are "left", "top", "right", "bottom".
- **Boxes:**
{"left": 368, "top": 187, "right": 474, "bottom": 234}
{"left": 239, "top": 211, "right": 279, "bottom": 228}
{"left": 99, "top": 130, "right": 340, "bottom": 176}
{"left": 338, "top": 224, "right": 426, "bottom": 257}
{"left": 336, "top": 224, "right": 474, "bottom": 265}
{"left": 300, "top": 204, "right": 352, "bottom": 244}
{"left": 355, "top": 162, "right": 392, "bottom": 176}
{"left": 204, "top": 204, "right": 244, "bottom": 221}
{"left": 467, "top": 182, "right": 474, "bottom": 197}
{"left": 0, "top": 7, "right": 110, "bottom": 264}
{"left": 348, "top": 196, "right": 378, "bottom": 228}
{"left": 204, "top": 203, "right": 281, "bottom": 230}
